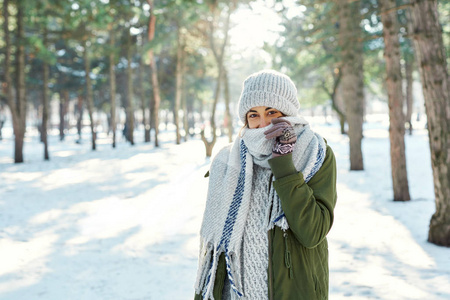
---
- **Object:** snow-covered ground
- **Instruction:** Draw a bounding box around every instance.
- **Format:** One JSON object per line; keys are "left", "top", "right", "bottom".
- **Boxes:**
{"left": 0, "top": 117, "right": 449, "bottom": 300}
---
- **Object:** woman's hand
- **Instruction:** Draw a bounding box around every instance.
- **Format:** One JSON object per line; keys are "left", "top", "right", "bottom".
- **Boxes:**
{"left": 264, "top": 118, "right": 297, "bottom": 157}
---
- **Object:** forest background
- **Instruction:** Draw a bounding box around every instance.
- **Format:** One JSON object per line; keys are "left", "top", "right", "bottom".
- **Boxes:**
{"left": 0, "top": 0, "right": 449, "bottom": 272}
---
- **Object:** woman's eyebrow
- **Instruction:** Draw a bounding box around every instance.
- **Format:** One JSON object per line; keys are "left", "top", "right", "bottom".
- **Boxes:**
{"left": 265, "top": 107, "right": 274, "bottom": 111}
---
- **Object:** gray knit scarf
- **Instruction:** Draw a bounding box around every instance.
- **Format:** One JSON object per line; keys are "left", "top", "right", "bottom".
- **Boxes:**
{"left": 195, "top": 116, "right": 326, "bottom": 300}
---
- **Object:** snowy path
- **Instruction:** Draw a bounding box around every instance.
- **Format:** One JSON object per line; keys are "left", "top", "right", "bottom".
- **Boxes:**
{"left": 0, "top": 121, "right": 449, "bottom": 300}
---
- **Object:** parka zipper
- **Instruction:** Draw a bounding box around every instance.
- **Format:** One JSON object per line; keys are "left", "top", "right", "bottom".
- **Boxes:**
{"left": 283, "top": 231, "right": 294, "bottom": 278}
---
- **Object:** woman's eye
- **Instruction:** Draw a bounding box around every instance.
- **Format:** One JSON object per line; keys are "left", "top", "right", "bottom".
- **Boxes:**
{"left": 268, "top": 110, "right": 279, "bottom": 115}
{"left": 248, "top": 113, "right": 258, "bottom": 118}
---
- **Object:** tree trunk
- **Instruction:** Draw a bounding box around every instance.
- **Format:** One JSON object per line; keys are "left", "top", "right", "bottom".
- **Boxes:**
{"left": 139, "top": 59, "right": 150, "bottom": 143}
{"left": 335, "top": 76, "right": 346, "bottom": 135}
{"left": 42, "top": 28, "right": 50, "bottom": 160}
{"left": 405, "top": 56, "right": 414, "bottom": 135}
{"left": 109, "top": 29, "right": 117, "bottom": 148}
{"left": 174, "top": 25, "right": 182, "bottom": 145}
{"left": 14, "top": 0, "right": 26, "bottom": 163}
{"left": 201, "top": 133, "right": 216, "bottom": 157}
{"left": 182, "top": 98, "right": 189, "bottom": 142}
{"left": 77, "top": 96, "right": 83, "bottom": 141}
{"left": 82, "top": 38, "right": 96, "bottom": 150}
{"left": 331, "top": 95, "right": 346, "bottom": 135}
{"left": 126, "top": 29, "right": 134, "bottom": 145}
{"left": 59, "top": 98, "right": 64, "bottom": 141}
{"left": 59, "top": 90, "right": 68, "bottom": 141}
{"left": 182, "top": 52, "right": 189, "bottom": 142}
{"left": 410, "top": 0, "right": 450, "bottom": 247}
{"left": 201, "top": 2, "right": 232, "bottom": 157}
{"left": 0, "top": 121, "right": 3, "bottom": 141}
{"left": 323, "top": 70, "right": 345, "bottom": 134}
{"left": 223, "top": 68, "right": 233, "bottom": 143}
{"left": 148, "top": 0, "right": 161, "bottom": 147}
{"left": 149, "top": 96, "right": 154, "bottom": 142}
{"left": 2, "top": 0, "right": 12, "bottom": 143}
{"left": 380, "top": 0, "right": 411, "bottom": 201}
{"left": 0, "top": 106, "right": 4, "bottom": 140}
{"left": 150, "top": 58, "right": 160, "bottom": 147}
{"left": 202, "top": 66, "right": 221, "bottom": 157}
{"left": 404, "top": 7, "right": 415, "bottom": 136}
{"left": 201, "top": 62, "right": 222, "bottom": 156}
{"left": 338, "top": 0, "right": 364, "bottom": 170}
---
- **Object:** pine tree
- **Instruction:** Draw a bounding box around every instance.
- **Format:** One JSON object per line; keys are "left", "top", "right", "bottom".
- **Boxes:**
{"left": 379, "top": 0, "right": 411, "bottom": 201}
{"left": 410, "top": 0, "right": 450, "bottom": 246}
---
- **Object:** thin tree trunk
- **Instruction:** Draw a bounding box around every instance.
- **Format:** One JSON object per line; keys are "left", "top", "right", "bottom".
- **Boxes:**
{"left": 201, "top": 67, "right": 221, "bottom": 156}
{"left": 3, "top": 0, "right": 13, "bottom": 143}
{"left": 201, "top": 3, "right": 232, "bottom": 157}
{"left": 0, "top": 106, "right": 4, "bottom": 140}
{"left": 0, "top": 122, "right": 3, "bottom": 141}
{"left": 404, "top": 7, "right": 415, "bottom": 136}
{"left": 109, "top": 28, "right": 117, "bottom": 148}
{"left": 82, "top": 38, "right": 96, "bottom": 150}
{"left": 335, "top": 82, "right": 347, "bottom": 135}
{"left": 42, "top": 28, "right": 50, "bottom": 160}
{"left": 59, "top": 98, "right": 64, "bottom": 141}
{"left": 150, "top": 58, "right": 160, "bottom": 147}
{"left": 405, "top": 58, "right": 414, "bottom": 135}
{"left": 182, "top": 98, "right": 189, "bottom": 142}
{"left": 147, "top": 0, "right": 161, "bottom": 147}
{"left": 322, "top": 70, "right": 345, "bottom": 134}
{"left": 338, "top": 0, "right": 364, "bottom": 170}
{"left": 174, "top": 25, "right": 183, "bottom": 145}
{"left": 77, "top": 96, "right": 83, "bottom": 141}
{"left": 380, "top": 0, "right": 411, "bottom": 201}
{"left": 410, "top": 0, "right": 450, "bottom": 247}
{"left": 334, "top": 75, "right": 346, "bottom": 135}
{"left": 59, "top": 90, "right": 68, "bottom": 141}
{"left": 330, "top": 97, "right": 346, "bottom": 134}
{"left": 139, "top": 59, "right": 150, "bottom": 143}
{"left": 126, "top": 29, "right": 134, "bottom": 145}
{"left": 223, "top": 68, "right": 233, "bottom": 143}
{"left": 14, "top": 0, "right": 26, "bottom": 163}
{"left": 181, "top": 51, "right": 189, "bottom": 142}
{"left": 149, "top": 96, "right": 154, "bottom": 142}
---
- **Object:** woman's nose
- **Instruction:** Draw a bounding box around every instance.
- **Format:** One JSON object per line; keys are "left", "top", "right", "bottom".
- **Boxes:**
{"left": 260, "top": 117, "right": 270, "bottom": 128}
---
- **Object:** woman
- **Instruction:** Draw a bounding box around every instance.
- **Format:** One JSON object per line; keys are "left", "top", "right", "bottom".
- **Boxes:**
{"left": 194, "top": 70, "right": 337, "bottom": 300}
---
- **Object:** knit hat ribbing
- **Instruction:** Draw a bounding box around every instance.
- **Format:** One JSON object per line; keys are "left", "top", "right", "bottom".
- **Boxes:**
{"left": 238, "top": 70, "right": 300, "bottom": 123}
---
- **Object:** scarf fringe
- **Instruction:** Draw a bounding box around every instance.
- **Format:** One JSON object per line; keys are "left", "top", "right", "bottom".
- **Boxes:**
{"left": 266, "top": 184, "right": 290, "bottom": 232}
{"left": 202, "top": 246, "right": 220, "bottom": 300}
{"left": 195, "top": 243, "right": 245, "bottom": 299}
{"left": 225, "top": 252, "right": 244, "bottom": 298}
{"left": 195, "top": 241, "right": 213, "bottom": 295}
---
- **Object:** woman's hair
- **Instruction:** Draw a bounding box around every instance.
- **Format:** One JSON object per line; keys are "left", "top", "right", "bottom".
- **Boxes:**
{"left": 238, "top": 119, "right": 249, "bottom": 137}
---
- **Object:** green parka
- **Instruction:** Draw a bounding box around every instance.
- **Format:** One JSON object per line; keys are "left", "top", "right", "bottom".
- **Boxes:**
{"left": 195, "top": 144, "right": 337, "bottom": 300}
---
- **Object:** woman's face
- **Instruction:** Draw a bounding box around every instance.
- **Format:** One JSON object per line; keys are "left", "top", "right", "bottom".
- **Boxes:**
{"left": 246, "top": 106, "right": 283, "bottom": 129}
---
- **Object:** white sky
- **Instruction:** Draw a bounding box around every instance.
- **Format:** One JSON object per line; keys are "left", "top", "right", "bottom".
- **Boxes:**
{"left": 228, "top": 0, "right": 308, "bottom": 58}
{"left": 229, "top": 0, "right": 284, "bottom": 55}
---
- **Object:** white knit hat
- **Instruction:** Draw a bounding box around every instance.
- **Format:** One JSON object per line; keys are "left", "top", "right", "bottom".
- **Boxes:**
{"left": 238, "top": 69, "right": 300, "bottom": 123}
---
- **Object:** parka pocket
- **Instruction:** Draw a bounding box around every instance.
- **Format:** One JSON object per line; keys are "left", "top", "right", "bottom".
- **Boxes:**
{"left": 283, "top": 231, "right": 294, "bottom": 279}
{"left": 313, "top": 274, "right": 324, "bottom": 300}
{"left": 314, "top": 242, "right": 329, "bottom": 300}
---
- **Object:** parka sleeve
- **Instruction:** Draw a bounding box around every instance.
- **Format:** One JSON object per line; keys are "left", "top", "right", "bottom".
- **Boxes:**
{"left": 268, "top": 145, "right": 337, "bottom": 248}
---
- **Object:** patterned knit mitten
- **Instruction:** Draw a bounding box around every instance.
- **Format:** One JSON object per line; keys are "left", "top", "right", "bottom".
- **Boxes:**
{"left": 264, "top": 118, "right": 297, "bottom": 157}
